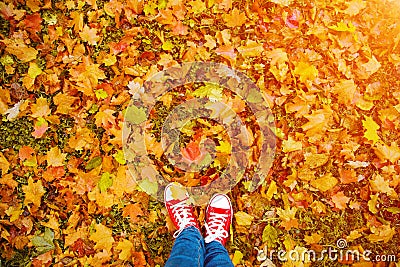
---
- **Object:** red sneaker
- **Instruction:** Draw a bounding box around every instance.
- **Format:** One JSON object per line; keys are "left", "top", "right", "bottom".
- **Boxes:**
{"left": 164, "top": 183, "right": 199, "bottom": 238}
{"left": 204, "top": 194, "right": 233, "bottom": 245}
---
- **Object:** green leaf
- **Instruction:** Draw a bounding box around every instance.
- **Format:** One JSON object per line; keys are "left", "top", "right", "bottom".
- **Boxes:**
{"left": 139, "top": 179, "right": 158, "bottom": 196}
{"left": 143, "top": 2, "right": 157, "bottom": 15}
{"left": 28, "top": 62, "right": 43, "bottom": 79}
{"left": 157, "top": 0, "right": 168, "bottom": 9}
{"left": 262, "top": 224, "right": 278, "bottom": 247}
{"left": 162, "top": 41, "right": 174, "bottom": 51}
{"left": 95, "top": 89, "right": 108, "bottom": 100}
{"left": 31, "top": 228, "right": 55, "bottom": 254}
{"left": 0, "top": 55, "right": 14, "bottom": 65}
{"left": 192, "top": 83, "right": 223, "bottom": 102}
{"left": 99, "top": 172, "right": 113, "bottom": 193}
{"left": 113, "top": 150, "right": 126, "bottom": 165}
{"left": 247, "top": 88, "right": 263, "bottom": 103}
{"left": 125, "top": 105, "right": 147, "bottom": 125}
{"left": 85, "top": 156, "right": 102, "bottom": 170}
{"left": 386, "top": 207, "right": 400, "bottom": 214}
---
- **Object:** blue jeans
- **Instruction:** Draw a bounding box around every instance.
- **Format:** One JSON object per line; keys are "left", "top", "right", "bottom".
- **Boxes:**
{"left": 165, "top": 226, "right": 234, "bottom": 267}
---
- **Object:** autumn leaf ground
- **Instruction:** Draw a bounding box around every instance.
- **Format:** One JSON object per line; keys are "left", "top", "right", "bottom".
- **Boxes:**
{"left": 1, "top": 0, "right": 400, "bottom": 266}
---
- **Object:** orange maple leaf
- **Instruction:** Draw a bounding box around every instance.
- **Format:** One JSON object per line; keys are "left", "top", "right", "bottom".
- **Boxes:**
{"left": 122, "top": 203, "right": 144, "bottom": 223}
{"left": 89, "top": 223, "right": 114, "bottom": 253}
{"left": 79, "top": 25, "right": 100, "bottom": 45}
{"left": 19, "top": 146, "right": 35, "bottom": 161}
{"left": 331, "top": 191, "right": 350, "bottom": 210}
{"left": 222, "top": 8, "right": 246, "bottom": 27}
{"left": 22, "top": 177, "right": 46, "bottom": 207}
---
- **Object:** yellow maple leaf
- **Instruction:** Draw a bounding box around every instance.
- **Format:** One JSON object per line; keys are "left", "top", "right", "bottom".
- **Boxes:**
{"left": 304, "top": 153, "right": 329, "bottom": 169}
{"left": 28, "top": 62, "right": 42, "bottom": 79}
{"left": 370, "top": 174, "right": 397, "bottom": 198}
{"left": 22, "top": 177, "right": 46, "bottom": 207}
{"left": 102, "top": 54, "right": 117, "bottom": 66}
{"left": 328, "top": 21, "right": 356, "bottom": 33}
{"left": 89, "top": 223, "right": 114, "bottom": 253}
{"left": 116, "top": 239, "right": 133, "bottom": 261}
{"left": 222, "top": 8, "right": 246, "bottom": 28}
{"left": 234, "top": 211, "right": 254, "bottom": 226}
{"left": 374, "top": 142, "right": 400, "bottom": 163}
{"left": 46, "top": 147, "right": 66, "bottom": 167}
{"left": 304, "top": 233, "right": 323, "bottom": 245}
{"left": 79, "top": 25, "right": 100, "bottom": 45}
{"left": 31, "top": 97, "right": 51, "bottom": 118}
{"left": 4, "top": 39, "right": 38, "bottom": 62}
{"left": 367, "top": 224, "right": 395, "bottom": 243}
{"left": 237, "top": 40, "right": 264, "bottom": 57}
{"left": 343, "top": 0, "right": 367, "bottom": 16}
{"left": 216, "top": 140, "right": 231, "bottom": 154}
{"left": 359, "top": 56, "right": 381, "bottom": 79}
{"left": 0, "top": 152, "right": 10, "bottom": 174}
{"left": 294, "top": 62, "right": 318, "bottom": 83}
{"left": 362, "top": 116, "right": 380, "bottom": 143}
{"left": 282, "top": 136, "right": 302, "bottom": 153}
{"left": 53, "top": 93, "right": 78, "bottom": 114}
{"left": 310, "top": 172, "right": 338, "bottom": 192}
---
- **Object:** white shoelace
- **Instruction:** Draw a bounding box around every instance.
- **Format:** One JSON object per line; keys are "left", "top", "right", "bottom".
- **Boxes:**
{"left": 204, "top": 212, "right": 229, "bottom": 243}
{"left": 171, "top": 201, "right": 196, "bottom": 238}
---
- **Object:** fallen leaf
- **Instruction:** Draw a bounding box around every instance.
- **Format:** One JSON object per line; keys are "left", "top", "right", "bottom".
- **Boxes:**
{"left": 89, "top": 223, "right": 114, "bottom": 253}
{"left": 46, "top": 147, "right": 66, "bottom": 167}
{"left": 235, "top": 211, "right": 254, "bottom": 226}
{"left": 331, "top": 191, "right": 350, "bottom": 210}
{"left": 374, "top": 142, "right": 400, "bottom": 163}
{"left": 22, "top": 177, "right": 46, "bottom": 207}
{"left": 362, "top": 116, "right": 380, "bottom": 143}
{"left": 343, "top": 0, "right": 367, "bottom": 16}
{"left": 222, "top": 8, "right": 246, "bottom": 28}
{"left": 310, "top": 173, "right": 338, "bottom": 192}
{"left": 79, "top": 25, "right": 100, "bottom": 45}
{"left": 116, "top": 239, "right": 133, "bottom": 261}
{"left": 232, "top": 250, "right": 243, "bottom": 265}
{"left": 293, "top": 62, "right": 318, "bottom": 83}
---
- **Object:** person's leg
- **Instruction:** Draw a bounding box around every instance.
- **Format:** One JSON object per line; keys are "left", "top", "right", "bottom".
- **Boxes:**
{"left": 203, "top": 194, "right": 234, "bottom": 267}
{"left": 165, "top": 226, "right": 206, "bottom": 267}
{"left": 164, "top": 183, "right": 205, "bottom": 267}
{"left": 204, "top": 241, "right": 234, "bottom": 267}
